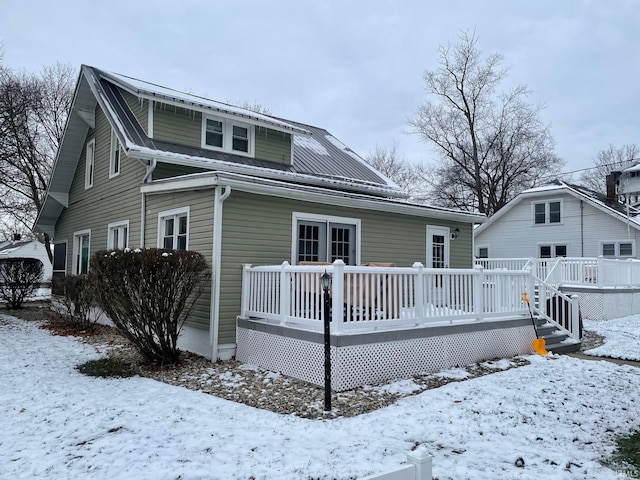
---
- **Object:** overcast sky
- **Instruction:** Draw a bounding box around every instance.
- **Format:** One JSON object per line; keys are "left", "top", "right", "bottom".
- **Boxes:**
{"left": 1, "top": 0, "right": 638, "bottom": 178}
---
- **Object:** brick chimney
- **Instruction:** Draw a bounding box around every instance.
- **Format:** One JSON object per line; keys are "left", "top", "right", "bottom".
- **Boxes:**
{"left": 606, "top": 173, "right": 620, "bottom": 204}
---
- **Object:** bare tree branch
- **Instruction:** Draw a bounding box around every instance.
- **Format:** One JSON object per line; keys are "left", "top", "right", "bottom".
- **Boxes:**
{"left": 410, "top": 31, "right": 563, "bottom": 215}
{"left": 579, "top": 144, "right": 640, "bottom": 193}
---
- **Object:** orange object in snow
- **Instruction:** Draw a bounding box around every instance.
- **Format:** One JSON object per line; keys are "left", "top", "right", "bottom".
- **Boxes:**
{"left": 522, "top": 291, "right": 548, "bottom": 356}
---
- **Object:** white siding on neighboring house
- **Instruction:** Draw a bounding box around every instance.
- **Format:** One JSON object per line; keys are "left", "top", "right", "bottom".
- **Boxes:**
{"left": 475, "top": 189, "right": 640, "bottom": 259}
{"left": 0, "top": 241, "right": 53, "bottom": 282}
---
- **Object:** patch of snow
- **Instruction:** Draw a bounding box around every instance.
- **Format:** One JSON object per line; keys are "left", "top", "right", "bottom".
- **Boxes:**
{"left": 2, "top": 314, "right": 640, "bottom": 479}
{"left": 434, "top": 368, "right": 471, "bottom": 380}
{"left": 480, "top": 359, "right": 513, "bottom": 370}
{"left": 293, "top": 135, "right": 329, "bottom": 155}
{"left": 584, "top": 315, "right": 640, "bottom": 361}
{"left": 367, "top": 378, "right": 423, "bottom": 395}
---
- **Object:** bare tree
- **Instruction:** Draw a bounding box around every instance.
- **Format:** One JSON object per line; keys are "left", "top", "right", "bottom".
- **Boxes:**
{"left": 579, "top": 144, "right": 640, "bottom": 193}
{"left": 0, "top": 61, "right": 75, "bottom": 261}
{"left": 364, "top": 142, "right": 428, "bottom": 196}
{"left": 410, "top": 31, "right": 563, "bottom": 215}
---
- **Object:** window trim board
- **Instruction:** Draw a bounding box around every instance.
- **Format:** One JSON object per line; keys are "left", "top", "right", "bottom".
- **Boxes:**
{"left": 291, "top": 212, "right": 361, "bottom": 265}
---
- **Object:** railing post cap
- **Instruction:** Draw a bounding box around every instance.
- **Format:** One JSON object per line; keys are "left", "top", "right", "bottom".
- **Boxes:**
{"left": 473, "top": 264, "right": 484, "bottom": 270}
{"left": 281, "top": 260, "right": 290, "bottom": 266}
{"left": 412, "top": 262, "right": 424, "bottom": 268}
{"left": 333, "top": 259, "right": 345, "bottom": 266}
{"left": 407, "top": 447, "right": 433, "bottom": 465}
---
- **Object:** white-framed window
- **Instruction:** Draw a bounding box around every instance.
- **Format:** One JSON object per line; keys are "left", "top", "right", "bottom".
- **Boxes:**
{"left": 291, "top": 212, "right": 360, "bottom": 265}
{"left": 109, "top": 129, "right": 121, "bottom": 178}
{"left": 533, "top": 199, "right": 562, "bottom": 225}
{"left": 477, "top": 246, "right": 489, "bottom": 259}
{"left": 107, "top": 220, "right": 129, "bottom": 250}
{"left": 539, "top": 244, "right": 567, "bottom": 258}
{"left": 201, "top": 114, "right": 254, "bottom": 156}
{"left": 72, "top": 229, "right": 91, "bottom": 275}
{"left": 85, "top": 138, "right": 95, "bottom": 189}
{"left": 158, "top": 207, "right": 189, "bottom": 251}
{"left": 601, "top": 240, "right": 635, "bottom": 258}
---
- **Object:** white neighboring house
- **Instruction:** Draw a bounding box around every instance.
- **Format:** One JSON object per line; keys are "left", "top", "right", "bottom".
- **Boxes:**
{"left": 0, "top": 240, "right": 53, "bottom": 283}
{"left": 474, "top": 180, "right": 640, "bottom": 260}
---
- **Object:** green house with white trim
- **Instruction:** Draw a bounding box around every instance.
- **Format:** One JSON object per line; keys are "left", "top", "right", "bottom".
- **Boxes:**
{"left": 34, "top": 65, "right": 485, "bottom": 361}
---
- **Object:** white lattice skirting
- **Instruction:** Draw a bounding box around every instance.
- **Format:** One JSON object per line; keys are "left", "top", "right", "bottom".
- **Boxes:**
{"left": 237, "top": 318, "right": 535, "bottom": 391}
{"left": 561, "top": 286, "right": 640, "bottom": 321}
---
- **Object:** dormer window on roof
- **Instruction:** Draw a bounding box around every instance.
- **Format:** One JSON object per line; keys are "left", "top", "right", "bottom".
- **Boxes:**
{"left": 202, "top": 114, "right": 254, "bottom": 157}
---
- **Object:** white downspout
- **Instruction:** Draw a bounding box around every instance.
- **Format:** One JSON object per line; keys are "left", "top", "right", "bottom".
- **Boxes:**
{"left": 139, "top": 160, "right": 157, "bottom": 248}
{"left": 210, "top": 185, "right": 232, "bottom": 360}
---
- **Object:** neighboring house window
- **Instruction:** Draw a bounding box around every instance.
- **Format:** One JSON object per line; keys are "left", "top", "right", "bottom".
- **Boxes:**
{"left": 601, "top": 241, "right": 635, "bottom": 257}
{"left": 202, "top": 115, "right": 254, "bottom": 156}
{"left": 107, "top": 220, "right": 129, "bottom": 249}
{"left": 533, "top": 200, "right": 561, "bottom": 224}
{"left": 158, "top": 207, "right": 189, "bottom": 251}
{"left": 477, "top": 246, "right": 489, "bottom": 259}
{"left": 72, "top": 230, "right": 91, "bottom": 275}
{"left": 85, "top": 139, "right": 95, "bottom": 189}
{"left": 539, "top": 244, "right": 566, "bottom": 258}
{"left": 292, "top": 212, "right": 359, "bottom": 265}
{"left": 110, "top": 130, "right": 121, "bottom": 177}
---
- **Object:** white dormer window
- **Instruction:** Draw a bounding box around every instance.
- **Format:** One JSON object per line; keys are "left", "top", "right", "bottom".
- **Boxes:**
{"left": 202, "top": 115, "right": 254, "bottom": 156}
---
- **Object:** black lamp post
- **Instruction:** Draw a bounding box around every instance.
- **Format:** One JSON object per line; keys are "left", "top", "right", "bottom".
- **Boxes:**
{"left": 321, "top": 270, "right": 332, "bottom": 411}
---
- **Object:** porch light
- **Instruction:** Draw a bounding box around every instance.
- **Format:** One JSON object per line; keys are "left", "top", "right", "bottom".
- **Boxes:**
{"left": 321, "top": 271, "right": 332, "bottom": 291}
{"left": 321, "top": 270, "right": 332, "bottom": 411}
{"left": 451, "top": 227, "right": 460, "bottom": 240}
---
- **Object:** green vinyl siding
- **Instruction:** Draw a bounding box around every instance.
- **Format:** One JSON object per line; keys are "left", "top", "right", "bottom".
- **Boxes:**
{"left": 254, "top": 127, "right": 291, "bottom": 164}
{"left": 217, "top": 191, "right": 473, "bottom": 344}
{"left": 55, "top": 103, "right": 148, "bottom": 272}
{"left": 121, "top": 91, "right": 148, "bottom": 135}
{"left": 152, "top": 102, "right": 291, "bottom": 164}
{"left": 144, "top": 189, "right": 215, "bottom": 330}
{"left": 153, "top": 163, "right": 209, "bottom": 180}
{"left": 153, "top": 103, "right": 202, "bottom": 148}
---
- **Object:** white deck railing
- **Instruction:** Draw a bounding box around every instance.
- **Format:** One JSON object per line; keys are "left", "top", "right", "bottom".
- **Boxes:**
{"left": 241, "top": 261, "right": 532, "bottom": 333}
{"left": 476, "top": 256, "right": 640, "bottom": 288}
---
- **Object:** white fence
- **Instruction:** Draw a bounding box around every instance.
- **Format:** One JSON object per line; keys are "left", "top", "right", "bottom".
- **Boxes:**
{"left": 477, "top": 257, "right": 640, "bottom": 288}
{"left": 360, "top": 449, "right": 432, "bottom": 480}
{"left": 241, "top": 261, "right": 532, "bottom": 333}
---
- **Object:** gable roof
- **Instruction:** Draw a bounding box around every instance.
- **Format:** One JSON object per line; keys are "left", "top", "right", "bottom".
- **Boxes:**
{"left": 35, "top": 65, "right": 410, "bottom": 234}
{"left": 90, "top": 66, "right": 399, "bottom": 193}
{"left": 474, "top": 179, "right": 640, "bottom": 236}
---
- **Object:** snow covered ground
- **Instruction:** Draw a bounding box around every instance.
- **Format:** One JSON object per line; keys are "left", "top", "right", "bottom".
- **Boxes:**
{"left": 584, "top": 315, "right": 640, "bottom": 362}
{"left": 2, "top": 315, "right": 640, "bottom": 480}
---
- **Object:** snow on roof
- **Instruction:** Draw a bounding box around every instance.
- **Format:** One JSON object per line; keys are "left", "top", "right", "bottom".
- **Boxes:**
{"left": 293, "top": 135, "right": 329, "bottom": 156}
{"left": 99, "top": 69, "right": 309, "bottom": 136}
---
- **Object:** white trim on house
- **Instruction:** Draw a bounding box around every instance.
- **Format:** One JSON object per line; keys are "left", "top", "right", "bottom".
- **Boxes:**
{"left": 290, "top": 212, "right": 361, "bottom": 265}
{"left": 157, "top": 206, "right": 190, "bottom": 250}
{"left": 84, "top": 139, "right": 95, "bottom": 189}
{"left": 72, "top": 229, "right": 91, "bottom": 275}
{"left": 107, "top": 220, "right": 129, "bottom": 249}
{"left": 147, "top": 100, "right": 154, "bottom": 138}
{"left": 599, "top": 239, "right": 635, "bottom": 258}
{"left": 426, "top": 225, "right": 450, "bottom": 268}
{"left": 140, "top": 172, "right": 485, "bottom": 224}
{"left": 201, "top": 114, "right": 255, "bottom": 158}
{"left": 109, "top": 129, "right": 121, "bottom": 178}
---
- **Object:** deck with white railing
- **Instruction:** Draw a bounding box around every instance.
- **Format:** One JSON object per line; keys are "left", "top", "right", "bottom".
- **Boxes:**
{"left": 475, "top": 256, "right": 640, "bottom": 288}
{"left": 241, "top": 261, "right": 546, "bottom": 333}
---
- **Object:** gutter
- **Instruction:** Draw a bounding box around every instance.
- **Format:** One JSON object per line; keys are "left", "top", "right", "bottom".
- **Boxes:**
{"left": 210, "top": 185, "right": 232, "bottom": 360}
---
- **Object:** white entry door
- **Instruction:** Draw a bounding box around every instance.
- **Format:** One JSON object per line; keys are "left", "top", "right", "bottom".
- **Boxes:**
{"left": 426, "top": 225, "right": 450, "bottom": 268}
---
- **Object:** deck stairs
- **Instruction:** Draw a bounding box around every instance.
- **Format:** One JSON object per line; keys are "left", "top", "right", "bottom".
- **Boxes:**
{"left": 533, "top": 316, "right": 581, "bottom": 354}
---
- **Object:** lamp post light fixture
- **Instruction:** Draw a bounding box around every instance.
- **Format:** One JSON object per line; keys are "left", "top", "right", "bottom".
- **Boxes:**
{"left": 451, "top": 227, "right": 460, "bottom": 240}
{"left": 321, "top": 270, "right": 332, "bottom": 411}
